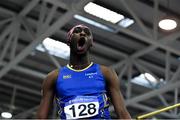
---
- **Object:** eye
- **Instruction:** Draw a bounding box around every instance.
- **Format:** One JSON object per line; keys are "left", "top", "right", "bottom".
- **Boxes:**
{"left": 73, "top": 27, "right": 82, "bottom": 33}
{"left": 83, "top": 28, "right": 91, "bottom": 35}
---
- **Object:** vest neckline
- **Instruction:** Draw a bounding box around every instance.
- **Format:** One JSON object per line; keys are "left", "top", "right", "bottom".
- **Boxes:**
{"left": 67, "top": 62, "right": 93, "bottom": 72}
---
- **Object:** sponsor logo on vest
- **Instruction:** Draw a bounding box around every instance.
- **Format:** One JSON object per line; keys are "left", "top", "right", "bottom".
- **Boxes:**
{"left": 85, "top": 72, "right": 97, "bottom": 78}
{"left": 63, "top": 75, "right": 72, "bottom": 79}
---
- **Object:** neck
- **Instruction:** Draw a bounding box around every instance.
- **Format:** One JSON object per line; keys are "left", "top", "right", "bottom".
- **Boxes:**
{"left": 69, "top": 52, "right": 91, "bottom": 70}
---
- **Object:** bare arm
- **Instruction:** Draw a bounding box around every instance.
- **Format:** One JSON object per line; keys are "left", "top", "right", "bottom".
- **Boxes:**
{"left": 101, "top": 66, "right": 131, "bottom": 119}
{"left": 36, "top": 69, "right": 58, "bottom": 119}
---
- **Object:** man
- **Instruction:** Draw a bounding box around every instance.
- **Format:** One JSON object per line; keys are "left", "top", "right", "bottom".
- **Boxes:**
{"left": 37, "top": 24, "right": 131, "bottom": 119}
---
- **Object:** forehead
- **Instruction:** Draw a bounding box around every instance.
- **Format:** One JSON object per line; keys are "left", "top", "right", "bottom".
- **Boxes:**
{"left": 67, "top": 24, "right": 92, "bottom": 39}
{"left": 70, "top": 25, "right": 92, "bottom": 35}
{"left": 73, "top": 25, "right": 89, "bottom": 30}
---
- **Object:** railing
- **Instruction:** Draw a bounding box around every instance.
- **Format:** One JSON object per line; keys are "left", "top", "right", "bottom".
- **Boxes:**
{"left": 137, "top": 103, "right": 180, "bottom": 119}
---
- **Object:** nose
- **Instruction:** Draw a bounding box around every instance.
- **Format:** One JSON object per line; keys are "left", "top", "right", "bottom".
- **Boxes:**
{"left": 80, "top": 30, "right": 86, "bottom": 36}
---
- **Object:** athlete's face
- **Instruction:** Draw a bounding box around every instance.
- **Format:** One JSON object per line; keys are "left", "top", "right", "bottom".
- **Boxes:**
{"left": 69, "top": 26, "right": 93, "bottom": 54}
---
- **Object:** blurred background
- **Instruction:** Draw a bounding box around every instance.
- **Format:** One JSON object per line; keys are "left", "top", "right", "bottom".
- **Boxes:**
{"left": 0, "top": 0, "right": 179, "bottom": 119}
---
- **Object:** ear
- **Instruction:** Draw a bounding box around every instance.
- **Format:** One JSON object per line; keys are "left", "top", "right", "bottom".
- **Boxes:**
{"left": 90, "top": 37, "right": 93, "bottom": 47}
{"left": 90, "top": 40, "right": 93, "bottom": 47}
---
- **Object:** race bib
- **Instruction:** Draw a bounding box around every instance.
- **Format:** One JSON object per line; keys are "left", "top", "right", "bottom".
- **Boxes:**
{"left": 64, "top": 96, "right": 99, "bottom": 119}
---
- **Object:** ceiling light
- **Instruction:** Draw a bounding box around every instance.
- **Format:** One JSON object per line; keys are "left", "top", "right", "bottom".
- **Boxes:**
{"left": 158, "top": 19, "right": 177, "bottom": 30}
{"left": 74, "top": 14, "right": 115, "bottom": 32}
{"left": 1, "top": 112, "right": 12, "bottom": 118}
{"left": 118, "top": 18, "right": 134, "bottom": 28}
{"left": 84, "top": 2, "right": 124, "bottom": 23}
{"left": 131, "top": 73, "right": 158, "bottom": 88}
{"left": 36, "top": 38, "right": 70, "bottom": 60}
{"left": 144, "top": 73, "right": 157, "bottom": 83}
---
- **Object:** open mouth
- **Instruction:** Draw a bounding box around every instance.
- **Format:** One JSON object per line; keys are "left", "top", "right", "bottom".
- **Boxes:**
{"left": 77, "top": 37, "right": 86, "bottom": 49}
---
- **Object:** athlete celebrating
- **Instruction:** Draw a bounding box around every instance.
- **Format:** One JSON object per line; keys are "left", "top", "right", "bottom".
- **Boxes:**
{"left": 37, "top": 24, "right": 131, "bottom": 119}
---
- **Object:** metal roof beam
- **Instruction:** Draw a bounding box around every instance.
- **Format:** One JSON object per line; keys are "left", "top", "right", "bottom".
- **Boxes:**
{"left": 19, "top": 0, "right": 40, "bottom": 16}
{"left": 0, "top": 12, "right": 74, "bottom": 78}
{"left": 120, "top": 0, "right": 152, "bottom": 38}
{"left": 44, "top": 0, "right": 69, "bottom": 10}
{"left": 0, "top": 80, "right": 41, "bottom": 96}
{"left": 0, "top": 61, "right": 46, "bottom": 79}
{"left": 0, "top": 0, "right": 93, "bottom": 79}
{"left": 126, "top": 80, "right": 180, "bottom": 105}
{"left": 81, "top": 12, "right": 180, "bottom": 57}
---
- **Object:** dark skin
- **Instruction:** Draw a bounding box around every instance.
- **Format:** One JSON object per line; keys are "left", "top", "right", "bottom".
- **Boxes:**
{"left": 37, "top": 26, "right": 131, "bottom": 119}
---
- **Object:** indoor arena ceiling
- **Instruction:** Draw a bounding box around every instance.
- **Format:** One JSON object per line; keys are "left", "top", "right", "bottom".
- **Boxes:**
{"left": 0, "top": 0, "right": 179, "bottom": 119}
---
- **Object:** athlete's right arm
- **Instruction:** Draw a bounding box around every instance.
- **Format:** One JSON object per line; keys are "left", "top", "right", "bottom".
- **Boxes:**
{"left": 36, "top": 69, "right": 59, "bottom": 119}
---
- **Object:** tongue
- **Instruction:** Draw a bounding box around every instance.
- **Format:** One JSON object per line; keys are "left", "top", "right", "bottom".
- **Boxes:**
{"left": 77, "top": 44, "right": 85, "bottom": 51}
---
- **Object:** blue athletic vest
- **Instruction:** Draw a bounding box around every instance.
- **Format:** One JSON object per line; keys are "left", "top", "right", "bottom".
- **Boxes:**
{"left": 55, "top": 62, "right": 110, "bottom": 119}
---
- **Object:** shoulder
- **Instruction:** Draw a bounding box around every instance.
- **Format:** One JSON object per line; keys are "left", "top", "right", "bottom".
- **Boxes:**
{"left": 99, "top": 65, "right": 114, "bottom": 77}
{"left": 42, "top": 69, "right": 60, "bottom": 88}
{"left": 47, "top": 69, "right": 59, "bottom": 79}
{"left": 99, "top": 65, "right": 114, "bottom": 80}
{"left": 99, "top": 64, "right": 119, "bottom": 84}
{"left": 41, "top": 69, "right": 60, "bottom": 95}
{"left": 46, "top": 69, "right": 59, "bottom": 81}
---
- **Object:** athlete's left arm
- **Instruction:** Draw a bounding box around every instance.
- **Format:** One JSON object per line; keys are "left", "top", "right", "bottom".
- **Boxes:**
{"left": 101, "top": 65, "right": 131, "bottom": 119}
